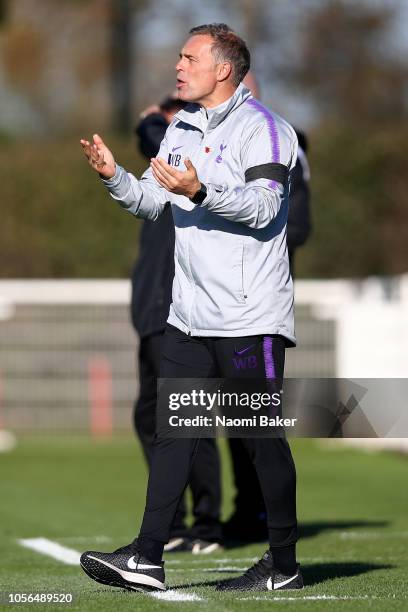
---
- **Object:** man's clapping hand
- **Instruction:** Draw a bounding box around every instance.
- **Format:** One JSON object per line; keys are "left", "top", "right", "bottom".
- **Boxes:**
{"left": 80, "top": 134, "right": 116, "bottom": 179}
{"left": 150, "top": 157, "right": 200, "bottom": 199}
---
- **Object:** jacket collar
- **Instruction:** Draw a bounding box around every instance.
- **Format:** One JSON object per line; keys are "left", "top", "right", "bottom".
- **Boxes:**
{"left": 174, "top": 83, "right": 252, "bottom": 133}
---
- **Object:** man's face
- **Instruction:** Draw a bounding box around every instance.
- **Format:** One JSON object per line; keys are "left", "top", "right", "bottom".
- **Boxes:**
{"left": 175, "top": 35, "right": 219, "bottom": 103}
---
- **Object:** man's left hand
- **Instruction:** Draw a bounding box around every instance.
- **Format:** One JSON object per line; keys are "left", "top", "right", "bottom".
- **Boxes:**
{"left": 150, "top": 157, "right": 201, "bottom": 199}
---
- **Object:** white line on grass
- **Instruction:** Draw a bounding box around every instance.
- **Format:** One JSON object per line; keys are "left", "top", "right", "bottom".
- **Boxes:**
{"left": 166, "top": 557, "right": 259, "bottom": 565}
{"left": 166, "top": 567, "right": 247, "bottom": 572}
{"left": 18, "top": 538, "right": 81, "bottom": 565}
{"left": 165, "top": 557, "right": 354, "bottom": 565}
{"left": 150, "top": 591, "right": 203, "bottom": 602}
{"left": 340, "top": 530, "right": 408, "bottom": 539}
{"left": 238, "top": 595, "right": 376, "bottom": 601}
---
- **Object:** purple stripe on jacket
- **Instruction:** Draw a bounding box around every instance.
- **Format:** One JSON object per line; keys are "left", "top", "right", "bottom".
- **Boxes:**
{"left": 246, "top": 98, "right": 281, "bottom": 189}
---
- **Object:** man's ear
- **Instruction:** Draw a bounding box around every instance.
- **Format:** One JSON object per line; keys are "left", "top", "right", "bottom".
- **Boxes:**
{"left": 217, "top": 61, "right": 232, "bottom": 82}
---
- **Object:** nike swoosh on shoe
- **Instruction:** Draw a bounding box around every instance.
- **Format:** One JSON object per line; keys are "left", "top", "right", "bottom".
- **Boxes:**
{"left": 267, "top": 572, "right": 299, "bottom": 590}
{"left": 127, "top": 556, "right": 162, "bottom": 570}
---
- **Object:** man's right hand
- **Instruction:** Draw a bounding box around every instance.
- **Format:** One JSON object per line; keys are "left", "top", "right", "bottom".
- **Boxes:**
{"left": 80, "top": 134, "right": 116, "bottom": 179}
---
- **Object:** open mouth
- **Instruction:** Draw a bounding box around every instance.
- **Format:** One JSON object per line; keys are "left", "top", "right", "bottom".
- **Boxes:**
{"left": 176, "top": 78, "right": 186, "bottom": 88}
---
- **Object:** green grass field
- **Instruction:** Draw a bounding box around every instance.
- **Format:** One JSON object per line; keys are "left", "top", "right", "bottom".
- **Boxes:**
{"left": 0, "top": 436, "right": 407, "bottom": 611}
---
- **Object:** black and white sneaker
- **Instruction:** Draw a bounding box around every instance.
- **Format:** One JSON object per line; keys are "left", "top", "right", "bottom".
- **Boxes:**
{"left": 190, "top": 539, "right": 224, "bottom": 554}
{"left": 216, "top": 550, "right": 303, "bottom": 592}
{"left": 163, "top": 537, "right": 192, "bottom": 552}
{"left": 80, "top": 542, "right": 166, "bottom": 592}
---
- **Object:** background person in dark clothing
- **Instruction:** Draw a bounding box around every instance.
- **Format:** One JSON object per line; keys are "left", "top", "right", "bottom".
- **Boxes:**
{"left": 287, "top": 130, "right": 311, "bottom": 276}
{"left": 131, "top": 96, "right": 223, "bottom": 553}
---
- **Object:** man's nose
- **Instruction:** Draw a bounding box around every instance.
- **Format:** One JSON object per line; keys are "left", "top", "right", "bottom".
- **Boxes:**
{"left": 175, "top": 58, "right": 185, "bottom": 72}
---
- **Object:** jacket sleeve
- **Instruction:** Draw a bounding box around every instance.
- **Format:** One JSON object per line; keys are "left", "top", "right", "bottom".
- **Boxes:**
{"left": 199, "top": 119, "right": 298, "bottom": 229}
{"left": 100, "top": 134, "right": 171, "bottom": 221}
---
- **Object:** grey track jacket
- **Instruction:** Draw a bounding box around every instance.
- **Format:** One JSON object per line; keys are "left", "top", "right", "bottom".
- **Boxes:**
{"left": 102, "top": 84, "right": 298, "bottom": 344}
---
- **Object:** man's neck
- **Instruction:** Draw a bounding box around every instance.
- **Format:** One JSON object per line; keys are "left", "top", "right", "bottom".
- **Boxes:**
{"left": 198, "top": 85, "right": 237, "bottom": 109}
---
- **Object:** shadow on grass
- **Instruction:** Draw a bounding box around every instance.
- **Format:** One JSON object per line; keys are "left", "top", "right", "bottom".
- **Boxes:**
{"left": 300, "top": 561, "right": 393, "bottom": 586}
{"left": 224, "top": 519, "right": 389, "bottom": 549}
{"left": 298, "top": 519, "right": 389, "bottom": 539}
{"left": 169, "top": 561, "right": 393, "bottom": 590}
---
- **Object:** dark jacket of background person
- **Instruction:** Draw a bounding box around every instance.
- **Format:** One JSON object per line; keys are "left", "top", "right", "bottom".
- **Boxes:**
{"left": 130, "top": 113, "right": 175, "bottom": 338}
{"left": 287, "top": 131, "right": 312, "bottom": 275}
{"left": 131, "top": 119, "right": 311, "bottom": 338}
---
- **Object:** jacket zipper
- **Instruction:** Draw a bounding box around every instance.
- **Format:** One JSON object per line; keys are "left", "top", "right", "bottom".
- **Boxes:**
{"left": 241, "top": 242, "right": 247, "bottom": 300}
{"left": 185, "top": 129, "right": 206, "bottom": 334}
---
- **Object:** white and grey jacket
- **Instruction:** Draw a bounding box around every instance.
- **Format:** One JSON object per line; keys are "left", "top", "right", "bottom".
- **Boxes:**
{"left": 102, "top": 84, "right": 298, "bottom": 344}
